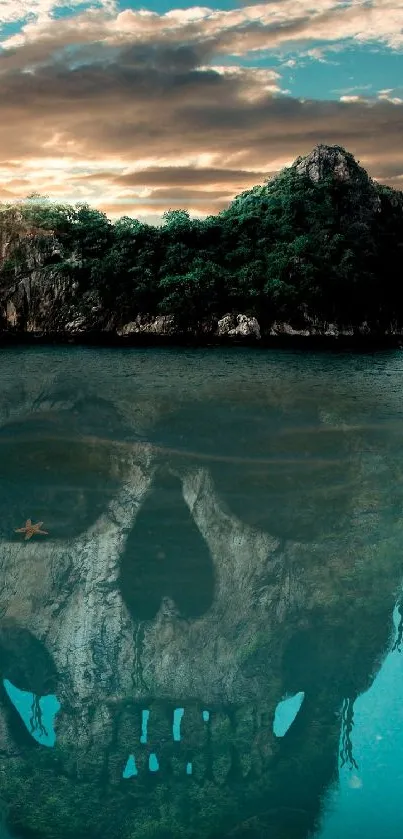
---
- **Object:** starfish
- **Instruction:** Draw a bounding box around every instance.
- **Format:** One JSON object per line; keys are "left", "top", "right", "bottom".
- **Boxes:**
{"left": 15, "top": 519, "right": 48, "bottom": 540}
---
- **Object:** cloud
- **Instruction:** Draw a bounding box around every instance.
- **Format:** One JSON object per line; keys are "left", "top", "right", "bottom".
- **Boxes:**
{"left": 2, "top": 1, "right": 403, "bottom": 56}
{"left": 340, "top": 94, "right": 366, "bottom": 101}
{"left": 0, "top": 1, "right": 115, "bottom": 27}
{"left": 97, "top": 201, "right": 230, "bottom": 223}
{"left": 378, "top": 91, "right": 403, "bottom": 104}
{"left": 0, "top": 2, "right": 402, "bottom": 221}
{"left": 114, "top": 187, "right": 233, "bottom": 202}
{"left": 109, "top": 167, "right": 270, "bottom": 188}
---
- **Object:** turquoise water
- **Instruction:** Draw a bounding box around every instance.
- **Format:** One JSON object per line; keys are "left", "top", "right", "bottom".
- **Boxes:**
{"left": 2, "top": 680, "right": 60, "bottom": 747}
{"left": 1, "top": 346, "right": 403, "bottom": 838}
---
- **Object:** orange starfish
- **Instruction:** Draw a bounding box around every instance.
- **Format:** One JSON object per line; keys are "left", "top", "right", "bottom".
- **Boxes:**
{"left": 15, "top": 519, "right": 48, "bottom": 540}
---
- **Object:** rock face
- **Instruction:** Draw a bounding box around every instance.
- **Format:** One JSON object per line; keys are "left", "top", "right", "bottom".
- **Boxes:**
{"left": 269, "top": 321, "right": 310, "bottom": 337}
{"left": 117, "top": 314, "right": 177, "bottom": 337}
{"left": 118, "top": 313, "right": 262, "bottom": 340}
{"left": 268, "top": 321, "right": 364, "bottom": 337}
{"left": 1, "top": 231, "right": 79, "bottom": 333}
{"left": 293, "top": 143, "right": 381, "bottom": 213}
{"left": 294, "top": 144, "right": 357, "bottom": 184}
{"left": 216, "top": 313, "right": 261, "bottom": 339}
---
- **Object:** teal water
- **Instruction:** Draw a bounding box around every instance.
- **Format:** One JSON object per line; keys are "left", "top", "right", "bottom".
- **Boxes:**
{"left": 0, "top": 346, "right": 403, "bottom": 838}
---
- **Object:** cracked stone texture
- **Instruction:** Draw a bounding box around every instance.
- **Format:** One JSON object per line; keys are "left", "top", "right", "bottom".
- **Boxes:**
{"left": 0, "top": 360, "right": 402, "bottom": 839}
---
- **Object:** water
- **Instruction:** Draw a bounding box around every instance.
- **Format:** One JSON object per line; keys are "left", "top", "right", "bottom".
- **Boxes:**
{"left": 0, "top": 345, "right": 403, "bottom": 838}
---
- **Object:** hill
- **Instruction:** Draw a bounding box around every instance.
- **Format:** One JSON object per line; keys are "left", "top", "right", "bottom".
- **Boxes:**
{"left": 1, "top": 144, "right": 403, "bottom": 342}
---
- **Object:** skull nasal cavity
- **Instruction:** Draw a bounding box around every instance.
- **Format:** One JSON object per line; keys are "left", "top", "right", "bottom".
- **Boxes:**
{"left": 118, "top": 472, "right": 214, "bottom": 621}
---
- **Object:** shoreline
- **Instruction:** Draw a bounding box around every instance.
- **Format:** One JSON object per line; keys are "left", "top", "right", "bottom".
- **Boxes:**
{"left": 1, "top": 330, "right": 403, "bottom": 351}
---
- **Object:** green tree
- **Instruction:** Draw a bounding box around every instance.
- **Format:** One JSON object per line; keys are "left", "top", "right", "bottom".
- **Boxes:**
{"left": 158, "top": 258, "right": 226, "bottom": 330}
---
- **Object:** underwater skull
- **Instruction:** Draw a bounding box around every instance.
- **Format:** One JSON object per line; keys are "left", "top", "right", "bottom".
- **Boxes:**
{"left": 0, "top": 356, "right": 402, "bottom": 839}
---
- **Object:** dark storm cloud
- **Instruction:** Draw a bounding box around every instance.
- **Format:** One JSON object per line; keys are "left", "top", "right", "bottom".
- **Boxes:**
{"left": 110, "top": 168, "right": 270, "bottom": 187}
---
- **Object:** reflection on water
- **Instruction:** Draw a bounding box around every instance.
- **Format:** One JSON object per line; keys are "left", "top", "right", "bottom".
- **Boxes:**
{"left": 1, "top": 347, "right": 403, "bottom": 839}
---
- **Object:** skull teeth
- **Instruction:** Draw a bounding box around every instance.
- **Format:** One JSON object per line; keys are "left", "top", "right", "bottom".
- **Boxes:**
{"left": 52, "top": 701, "right": 278, "bottom": 783}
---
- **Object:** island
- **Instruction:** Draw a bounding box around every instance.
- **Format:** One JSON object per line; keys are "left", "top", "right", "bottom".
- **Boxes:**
{"left": 1, "top": 143, "right": 403, "bottom": 348}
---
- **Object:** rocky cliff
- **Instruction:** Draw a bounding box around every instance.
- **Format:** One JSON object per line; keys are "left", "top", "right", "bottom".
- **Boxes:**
{"left": 293, "top": 143, "right": 382, "bottom": 218}
{"left": 1, "top": 144, "right": 402, "bottom": 344}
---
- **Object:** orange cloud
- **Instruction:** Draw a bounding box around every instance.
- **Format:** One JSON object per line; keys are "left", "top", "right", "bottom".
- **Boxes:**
{"left": 0, "top": 2, "right": 401, "bottom": 224}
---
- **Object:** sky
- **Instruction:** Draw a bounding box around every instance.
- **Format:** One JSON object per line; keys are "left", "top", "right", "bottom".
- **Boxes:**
{"left": 0, "top": 0, "right": 402, "bottom": 225}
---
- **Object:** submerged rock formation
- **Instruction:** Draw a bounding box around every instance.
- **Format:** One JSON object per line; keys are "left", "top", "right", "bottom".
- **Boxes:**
{"left": 0, "top": 365, "right": 402, "bottom": 838}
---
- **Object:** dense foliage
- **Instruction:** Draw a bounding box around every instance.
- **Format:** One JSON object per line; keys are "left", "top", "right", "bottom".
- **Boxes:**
{"left": 1, "top": 146, "right": 403, "bottom": 334}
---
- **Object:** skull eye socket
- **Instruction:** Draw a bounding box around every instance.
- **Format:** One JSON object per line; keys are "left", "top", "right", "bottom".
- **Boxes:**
{"left": 0, "top": 623, "right": 58, "bottom": 697}
{"left": 211, "top": 442, "right": 352, "bottom": 542}
{"left": 150, "top": 402, "right": 356, "bottom": 542}
{"left": 0, "top": 623, "right": 58, "bottom": 750}
{"left": 0, "top": 416, "right": 121, "bottom": 540}
{"left": 119, "top": 471, "right": 215, "bottom": 621}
